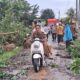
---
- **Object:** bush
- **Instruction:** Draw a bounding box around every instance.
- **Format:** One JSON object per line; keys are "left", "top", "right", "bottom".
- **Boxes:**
{"left": 0, "top": 72, "right": 8, "bottom": 79}
{"left": 70, "top": 58, "right": 80, "bottom": 74}
{"left": 67, "top": 46, "right": 80, "bottom": 58}
{"left": 14, "top": 27, "right": 31, "bottom": 46}
{"left": 0, "top": 11, "right": 31, "bottom": 46}
{"left": 0, "top": 62, "right": 6, "bottom": 67}
{"left": 67, "top": 40, "right": 80, "bottom": 58}
{"left": 0, "top": 27, "right": 31, "bottom": 46}
{"left": 67, "top": 40, "right": 80, "bottom": 74}
{"left": 0, "top": 47, "right": 4, "bottom": 54}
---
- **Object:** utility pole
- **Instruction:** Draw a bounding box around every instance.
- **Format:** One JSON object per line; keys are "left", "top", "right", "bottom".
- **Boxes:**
{"left": 58, "top": 11, "right": 60, "bottom": 20}
{"left": 79, "top": 0, "right": 80, "bottom": 29}
{"left": 76, "top": 0, "right": 80, "bottom": 29}
{"left": 76, "top": 0, "right": 77, "bottom": 19}
{"left": 79, "top": 0, "right": 80, "bottom": 11}
{"left": 76, "top": 0, "right": 78, "bottom": 29}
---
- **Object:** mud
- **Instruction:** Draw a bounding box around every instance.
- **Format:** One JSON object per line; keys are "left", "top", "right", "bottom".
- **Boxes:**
{"left": 0, "top": 35, "right": 80, "bottom": 80}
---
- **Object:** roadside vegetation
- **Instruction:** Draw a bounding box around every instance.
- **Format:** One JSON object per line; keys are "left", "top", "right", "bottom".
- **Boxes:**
{"left": 0, "top": 47, "right": 22, "bottom": 67}
{"left": 0, "top": 0, "right": 38, "bottom": 66}
{"left": 67, "top": 39, "right": 80, "bottom": 74}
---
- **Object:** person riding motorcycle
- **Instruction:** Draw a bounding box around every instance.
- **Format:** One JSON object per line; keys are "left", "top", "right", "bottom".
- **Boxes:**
{"left": 31, "top": 25, "right": 53, "bottom": 59}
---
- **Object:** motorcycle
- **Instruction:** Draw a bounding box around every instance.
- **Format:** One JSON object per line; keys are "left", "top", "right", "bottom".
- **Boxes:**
{"left": 31, "top": 38, "right": 44, "bottom": 72}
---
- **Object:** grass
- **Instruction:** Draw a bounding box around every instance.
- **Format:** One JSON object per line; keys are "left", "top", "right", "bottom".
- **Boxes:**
{"left": 49, "top": 64, "right": 58, "bottom": 68}
{"left": 0, "top": 72, "right": 8, "bottom": 79}
{"left": 0, "top": 47, "right": 22, "bottom": 63}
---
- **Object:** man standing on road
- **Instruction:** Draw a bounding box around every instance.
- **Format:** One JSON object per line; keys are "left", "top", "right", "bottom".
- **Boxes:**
{"left": 43, "top": 24, "right": 49, "bottom": 39}
{"left": 64, "top": 24, "right": 72, "bottom": 48}
{"left": 56, "top": 22, "right": 64, "bottom": 44}
{"left": 52, "top": 24, "right": 57, "bottom": 41}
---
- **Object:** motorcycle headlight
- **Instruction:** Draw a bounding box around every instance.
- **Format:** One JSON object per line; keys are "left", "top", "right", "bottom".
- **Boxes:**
{"left": 34, "top": 45, "right": 39, "bottom": 48}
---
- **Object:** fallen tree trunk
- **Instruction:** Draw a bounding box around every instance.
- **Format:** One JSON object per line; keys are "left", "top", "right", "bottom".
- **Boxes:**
{"left": 0, "top": 31, "right": 19, "bottom": 36}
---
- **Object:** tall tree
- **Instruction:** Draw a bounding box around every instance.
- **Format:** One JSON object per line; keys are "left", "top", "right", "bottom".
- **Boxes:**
{"left": 0, "top": 0, "right": 9, "bottom": 20}
{"left": 21, "top": 4, "right": 39, "bottom": 25}
{"left": 0, "top": 0, "right": 33, "bottom": 45}
{"left": 40, "top": 9, "right": 55, "bottom": 20}
{"left": 66, "top": 8, "right": 76, "bottom": 22}
{"left": 61, "top": 8, "right": 76, "bottom": 23}
{"left": 31, "top": 4, "right": 39, "bottom": 16}
{"left": 0, "top": 0, "right": 39, "bottom": 27}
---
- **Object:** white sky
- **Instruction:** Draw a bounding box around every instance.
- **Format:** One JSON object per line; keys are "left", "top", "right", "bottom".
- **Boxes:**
{"left": 27, "top": 0, "right": 76, "bottom": 18}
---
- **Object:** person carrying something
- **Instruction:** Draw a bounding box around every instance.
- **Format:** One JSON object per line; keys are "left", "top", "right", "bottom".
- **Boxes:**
{"left": 32, "top": 25, "right": 53, "bottom": 59}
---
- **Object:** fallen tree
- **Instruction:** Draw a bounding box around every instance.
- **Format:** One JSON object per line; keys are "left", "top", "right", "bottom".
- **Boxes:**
{"left": 0, "top": 31, "right": 19, "bottom": 36}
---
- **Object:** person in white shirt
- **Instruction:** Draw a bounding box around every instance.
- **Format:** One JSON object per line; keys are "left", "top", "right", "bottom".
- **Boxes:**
{"left": 52, "top": 24, "right": 57, "bottom": 41}
{"left": 43, "top": 24, "right": 49, "bottom": 39}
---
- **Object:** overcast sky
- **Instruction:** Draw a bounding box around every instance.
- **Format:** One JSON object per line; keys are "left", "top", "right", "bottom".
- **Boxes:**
{"left": 27, "top": 0, "right": 76, "bottom": 18}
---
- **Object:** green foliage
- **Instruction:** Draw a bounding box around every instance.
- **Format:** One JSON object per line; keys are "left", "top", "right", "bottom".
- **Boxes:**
{"left": 0, "top": 72, "right": 8, "bottom": 79}
{"left": 0, "top": 36, "right": 6, "bottom": 45}
{"left": 67, "top": 40, "right": 80, "bottom": 74}
{"left": 0, "top": 47, "right": 4, "bottom": 54}
{"left": 0, "top": 47, "right": 21, "bottom": 63}
{"left": 67, "top": 40, "right": 80, "bottom": 58}
{"left": 11, "top": 76, "right": 17, "bottom": 80}
{"left": 50, "top": 64, "right": 58, "bottom": 68}
{"left": 0, "top": 21, "right": 31, "bottom": 46}
{"left": 66, "top": 8, "right": 76, "bottom": 21}
{"left": 31, "top": 4, "right": 39, "bottom": 16}
{"left": 60, "top": 17, "right": 70, "bottom": 24}
{"left": 15, "top": 27, "right": 31, "bottom": 46}
{"left": 41, "top": 8, "right": 55, "bottom": 20}
{"left": 61, "top": 8, "right": 76, "bottom": 24}
{"left": 68, "top": 46, "right": 80, "bottom": 58}
{"left": 0, "top": 62, "right": 6, "bottom": 67}
{"left": 70, "top": 58, "right": 80, "bottom": 74}
{"left": 0, "top": 0, "right": 37, "bottom": 46}
{"left": 20, "top": 69, "right": 27, "bottom": 75}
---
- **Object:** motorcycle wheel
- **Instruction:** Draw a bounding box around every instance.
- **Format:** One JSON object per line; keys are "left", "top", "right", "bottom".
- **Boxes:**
{"left": 40, "top": 58, "right": 43, "bottom": 67}
{"left": 34, "top": 64, "right": 40, "bottom": 72}
{"left": 32, "top": 58, "right": 40, "bottom": 72}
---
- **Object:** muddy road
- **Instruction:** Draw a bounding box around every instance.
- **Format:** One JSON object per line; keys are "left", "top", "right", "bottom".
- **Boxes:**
{"left": 1, "top": 35, "right": 80, "bottom": 80}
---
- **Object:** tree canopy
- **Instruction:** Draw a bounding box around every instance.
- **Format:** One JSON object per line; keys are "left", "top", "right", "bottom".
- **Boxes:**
{"left": 66, "top": 8, "right": 76, "bottom": 22}
{"left": 0, "top": 0, "right": 39, "bottom": 45}
{"left": 61, "top": 8, "right": 76, "bottom": 23}
{"left": 0, "top": 0, "right": 39, "bottom": 32}
{"left": 40, "top": 8, "right": 55, "bottom": 20}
